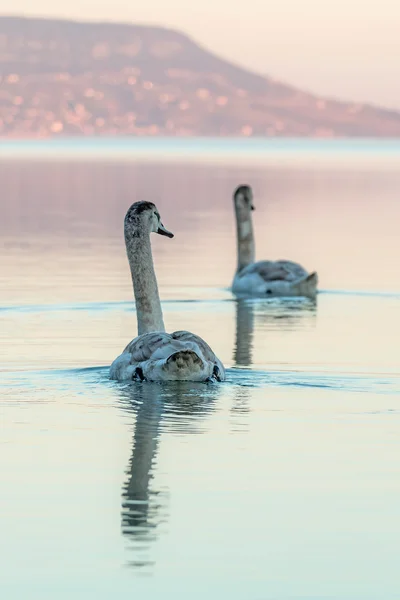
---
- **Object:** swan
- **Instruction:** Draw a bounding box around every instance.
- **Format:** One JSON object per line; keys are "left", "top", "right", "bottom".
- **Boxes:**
{"left": 110, "top": 201, "right": 225, "bottom": 383}
{"left": 231, "top": 185, "right": 318, "bottom": 298}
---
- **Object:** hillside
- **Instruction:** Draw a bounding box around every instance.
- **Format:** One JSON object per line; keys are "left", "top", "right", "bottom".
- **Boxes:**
{"left": 1, "top": 16, "right": 400, "bottom": 138}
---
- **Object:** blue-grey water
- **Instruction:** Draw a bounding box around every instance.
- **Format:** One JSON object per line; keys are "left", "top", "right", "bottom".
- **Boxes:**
{"left": 2, "top": 140, "right": 400, "bottom": 599}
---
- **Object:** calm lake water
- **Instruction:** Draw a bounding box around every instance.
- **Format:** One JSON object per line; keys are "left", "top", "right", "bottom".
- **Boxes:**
{"left": 2, "top": 140, "right": 400, "bottom": 599}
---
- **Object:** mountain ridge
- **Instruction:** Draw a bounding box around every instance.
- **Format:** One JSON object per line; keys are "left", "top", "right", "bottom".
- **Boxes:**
{"left": 0, "top": 15, "right": 399, "bottom": 138}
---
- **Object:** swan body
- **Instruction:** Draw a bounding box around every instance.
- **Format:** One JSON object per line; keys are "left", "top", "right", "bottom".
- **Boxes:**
{"left": 110, "top": 201, "right": 225, "bottom": 383}
{"left": 110, "top": 331, "right": 224, "bottom": 382}
{"left": 231, "top": 185, "right": 318, "bottom": 299}
{"left": 233, "top": 260, "right": 318, "bottom": 298}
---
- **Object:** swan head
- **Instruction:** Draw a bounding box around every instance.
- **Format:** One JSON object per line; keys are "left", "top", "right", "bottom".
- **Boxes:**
{"left": 233, "top": 185, "right": 255, "bottom": 216}
{"left": 124, "top": 201, "right": 174, "bottom": 239}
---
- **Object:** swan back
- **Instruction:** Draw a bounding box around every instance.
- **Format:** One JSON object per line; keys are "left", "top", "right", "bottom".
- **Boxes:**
{"left": 110, "top": 330, "right": 225, "bottom": 382}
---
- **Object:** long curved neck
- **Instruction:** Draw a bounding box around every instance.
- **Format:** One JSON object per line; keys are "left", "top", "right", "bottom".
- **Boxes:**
{"left": 235, "top": 205, "right": 255, "bottom": 271}
{"left": 125, "top": 230, "right": 165, "bottom": 335}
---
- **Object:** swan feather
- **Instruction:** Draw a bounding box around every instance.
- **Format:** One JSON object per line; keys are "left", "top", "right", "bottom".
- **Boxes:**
{"left": 233, "top": 260, "right": 318, "bottom": 298}
{"left": 110, "top": 330, "right": 225, "bottom": 382}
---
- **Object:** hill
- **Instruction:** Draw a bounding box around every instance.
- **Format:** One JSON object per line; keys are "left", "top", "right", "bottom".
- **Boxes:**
{"left": 1, "top": 16, "right": 400, "bottom": 137}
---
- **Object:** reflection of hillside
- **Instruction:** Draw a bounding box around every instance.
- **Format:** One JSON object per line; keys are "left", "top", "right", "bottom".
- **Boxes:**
{"left": 0, "top": 161, "right": 257, "bottom": 237}
{"left": 117, "top": 382, "right": 220, "bottom": 570}
{"left": 2, "top": 159, "right": 396, "bottom": 291}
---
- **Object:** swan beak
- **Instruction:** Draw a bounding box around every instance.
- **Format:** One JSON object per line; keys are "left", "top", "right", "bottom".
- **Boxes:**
{"left": 157, "top": 223, "right": 174, "bottom": 238}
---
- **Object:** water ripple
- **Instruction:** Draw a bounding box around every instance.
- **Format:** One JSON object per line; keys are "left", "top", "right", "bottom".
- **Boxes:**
{"left": 2, "top": 364, "right": 400, "bottom": 397}
{"left": 1, "top": 288, "right": 400, "bottom": 315}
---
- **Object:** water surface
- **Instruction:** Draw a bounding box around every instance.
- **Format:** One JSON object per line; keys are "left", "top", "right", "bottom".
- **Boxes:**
{"left": 2, "top": 142, "right": 400, "bottom": 599}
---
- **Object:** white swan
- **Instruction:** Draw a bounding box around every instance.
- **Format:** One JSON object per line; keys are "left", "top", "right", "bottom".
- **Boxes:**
{"left": 231, "top": 185, "right": 318, "bottom": 298}
{"left": 110, "top": 201, "right": 225, "bottom": 383}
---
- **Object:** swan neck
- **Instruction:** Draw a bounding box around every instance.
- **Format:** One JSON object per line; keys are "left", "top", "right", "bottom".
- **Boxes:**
{"left": 235, "top": 205, "right": 255, "bottom": 271}
{"left": 125, "top": 229, "right": 165, "bottom": 335}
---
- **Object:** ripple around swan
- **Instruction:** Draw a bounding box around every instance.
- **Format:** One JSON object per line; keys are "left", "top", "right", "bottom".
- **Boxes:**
{"left": 0, "top": 296, "right": 230, "bottom": 314}
{"left": 1, "top": 287, "right": 400, "bottom": 315}
{"left": 2, "top": 365, "right": 400, "bottom": 397}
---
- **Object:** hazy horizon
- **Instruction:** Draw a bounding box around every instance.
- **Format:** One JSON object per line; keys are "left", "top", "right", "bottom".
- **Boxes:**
{"left": 0, "top": 0, "right": 399, "bottom": 111}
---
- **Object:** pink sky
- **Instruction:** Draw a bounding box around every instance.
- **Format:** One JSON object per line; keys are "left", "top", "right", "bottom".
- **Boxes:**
{"left": 1, "top": 0, "right": 399, "bottom": 110}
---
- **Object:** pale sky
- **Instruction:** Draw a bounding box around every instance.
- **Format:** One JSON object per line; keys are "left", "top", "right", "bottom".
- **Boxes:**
{"left": 1, "top": 0, "right": 399, "bottom": 109}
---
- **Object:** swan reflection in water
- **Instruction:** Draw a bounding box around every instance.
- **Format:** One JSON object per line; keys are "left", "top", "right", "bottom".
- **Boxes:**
{"left": 233, "top": 297, "right": 318, "bottom": 368}
{"left": 117, "top": 381, "right": 221, "bottom": 570}
{"left": 116, "top": 297, "right": 317, "bottom": 569}
{"left": 231, "top": 297, "right": 317, "bottom": 415}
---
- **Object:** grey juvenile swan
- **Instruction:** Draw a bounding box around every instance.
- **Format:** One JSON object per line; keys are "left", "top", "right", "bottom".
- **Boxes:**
{"left": 231, "top": 185, "right": 318, "bottom": 298}
{"left": 110, "top": 201, "right": 225, "bottom": 382}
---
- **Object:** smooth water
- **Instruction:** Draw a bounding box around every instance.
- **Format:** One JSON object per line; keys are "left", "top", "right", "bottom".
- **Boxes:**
{"left": 2, "top": 142, "right": 400, "bottom": 599}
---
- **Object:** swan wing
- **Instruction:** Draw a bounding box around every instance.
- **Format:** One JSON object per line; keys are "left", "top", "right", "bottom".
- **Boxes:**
{"left": 242, "top": 260, "right": 308, "bottom": 282}
{"left": 170, "top": 330, "right": 221, "bottom": 362}
{"left": 111, "top": 331, "right": 225, "bottom": 382}
{"left": 124, "top": 332, "right": 177, "bottom": 361}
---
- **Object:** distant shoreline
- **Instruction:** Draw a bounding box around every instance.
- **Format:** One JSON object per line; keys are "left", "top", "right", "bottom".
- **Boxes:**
{"left": 1, "top": 137, "right": 400, "bottom": 168}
